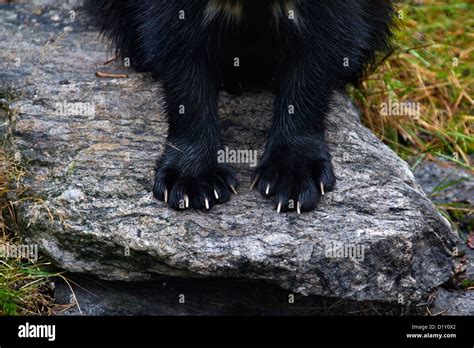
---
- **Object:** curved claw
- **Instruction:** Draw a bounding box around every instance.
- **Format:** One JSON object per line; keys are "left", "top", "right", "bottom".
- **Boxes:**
{"left": 184, "top": 194, "right": 189, "bottom": 209}
{"left": 205, "top": 198, "right": 210, "bottom": 210}
{"left": 249, "top": 175, "right": 260, "bottom": 190}
{"left": 230, "top": 185, "right": 238, "bottom": 195}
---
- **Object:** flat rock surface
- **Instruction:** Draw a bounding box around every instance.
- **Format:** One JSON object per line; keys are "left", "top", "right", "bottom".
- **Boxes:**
{"left": 0, "top": 3, "right": 458, "bottom": 303}
{"left": 413, "top": 160, "right": 473, "bottom": 206}
{"left": 50, "top": 160, "right": 472, "bottom": 316}
{"left": 432, "top": 288, "right": 474, "bottom": 316}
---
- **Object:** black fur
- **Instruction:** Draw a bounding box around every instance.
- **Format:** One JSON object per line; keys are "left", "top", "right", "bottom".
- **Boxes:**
{"left": 88, "top": 0, "right": 395, "bottom": 212}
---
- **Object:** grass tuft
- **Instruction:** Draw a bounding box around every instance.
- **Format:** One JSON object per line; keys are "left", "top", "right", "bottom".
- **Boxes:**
{"left": 0, "top": 116, "right": 59, "bottom": 315}
{"left": 350, "top": 0, "right": 473, "bottom": 169}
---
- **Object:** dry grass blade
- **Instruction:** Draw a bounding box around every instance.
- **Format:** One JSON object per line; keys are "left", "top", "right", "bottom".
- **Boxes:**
{"left": 350, "top": 0, "right": 473, "bottom": 170}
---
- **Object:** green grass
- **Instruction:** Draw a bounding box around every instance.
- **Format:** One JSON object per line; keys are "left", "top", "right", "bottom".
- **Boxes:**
{"left": 460, "top": 278, "right": 474, "bottom": 289}
{"left": 350, "top": 0, "right": 473, "bottom": 169}
{"left": 0, "top": 257, "right": 59, "bottom": 316}
{"left": 350, "top": 0, "right": 474, "bottom": 238}
{"left": 1, "top": 94, "right": 60, "bottom": 315}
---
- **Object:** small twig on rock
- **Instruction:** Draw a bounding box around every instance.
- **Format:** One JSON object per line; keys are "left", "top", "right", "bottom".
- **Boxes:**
{"left": 95, "top": 71, "right": 129, "bottom": 79}
{"left": 103, "top": 55, "right": 118, "bottom": 65}
{"left": 431, "top": 309, "right": 448, "bottom": 316}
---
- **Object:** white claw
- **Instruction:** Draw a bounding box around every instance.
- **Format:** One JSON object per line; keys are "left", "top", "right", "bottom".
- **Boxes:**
{"left": 249, "top": 176, "right": 259, "bottom": 190}
{"left": 277, "top": 202, "right": 282, "bottom": 213}
{"left": 205, "top": 198, "right": 210, "bottom": 210}
{"left": 265, "top": 184, "right": 270, "bottom": 195}
{"left": 320, "top": 182, "right": 325, "bottom": 196}
{"left": 164, "top": 189, "right": 168, "bottom": 203}
{"left": 297, "top": 201, "right": 301, "bottom": 215}
{"left": 184, "top": 194, "right": 189, "bottom": 209}
{"left": 214, "top": 189, "right": 219, "bottom": 200}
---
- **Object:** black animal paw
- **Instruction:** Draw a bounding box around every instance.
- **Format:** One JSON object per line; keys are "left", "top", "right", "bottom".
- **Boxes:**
{"left": 153, "top": 149, "right": 238, "bottom": 211}
{"left": 251, "top": 147, "right": 335, "bottom": 213}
